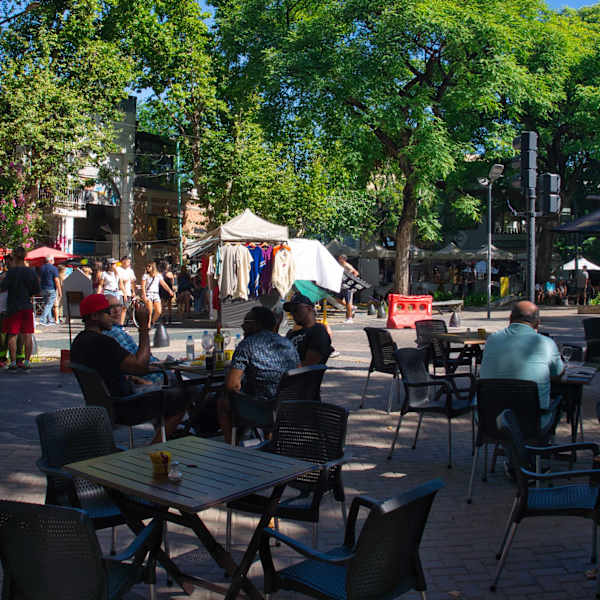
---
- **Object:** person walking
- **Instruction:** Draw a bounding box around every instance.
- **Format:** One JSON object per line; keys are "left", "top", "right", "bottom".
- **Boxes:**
{"left": 0, "top": 246, "right": 41, "bottom": 370}
{"left": 337, "top": 254, "right": 359, "bottom": 323}
{"left": 159, "top": 261, "right": 175, "bottom": 324}
{"left": 38, "top": 256, "right": 61, "bottom": 326}
{"left": 141, "top": 261, "right": 174, "bottom": 328}
{"left": 576, "top": 265, "right": 589, "bottom": 305}
{"left": 101, "top": 258, "right": 126, "bottom": 301}
{"left": 116, "top": 256, "right": 136, "bottom": 324}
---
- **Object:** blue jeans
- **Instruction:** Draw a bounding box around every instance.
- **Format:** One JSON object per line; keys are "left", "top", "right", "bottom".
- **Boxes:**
{"left": 39, "top": 289, "right": 57, "bottom": 324}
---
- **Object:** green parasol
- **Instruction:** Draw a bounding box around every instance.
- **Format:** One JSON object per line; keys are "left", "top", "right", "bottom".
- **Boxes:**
{"left": 293, "top": 280, "right": 331, "bottom": 302}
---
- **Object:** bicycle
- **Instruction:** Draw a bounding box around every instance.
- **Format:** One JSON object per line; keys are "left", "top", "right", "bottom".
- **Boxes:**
{"left": 122, "top": 295, "right": 139, "bottom": 328}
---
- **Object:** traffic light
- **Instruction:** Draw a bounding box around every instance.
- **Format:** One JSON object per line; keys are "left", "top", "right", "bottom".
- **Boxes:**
{"left": 539, "top": 173, "right": 561, "bottom": 214}
{"left": 520, "top": 131, "right": 537, "bottom": 197}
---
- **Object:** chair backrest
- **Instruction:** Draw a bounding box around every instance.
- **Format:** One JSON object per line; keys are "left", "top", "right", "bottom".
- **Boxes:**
{"left": 0, "top": 500, "right": 107, "bottom": 600}
{"left": 395, "top": 347, "right": 432, "bottom": 405}
{"left": 364, "top": 327, "right": 398, "bottom": 374}
{"left": 276, "top": 365, "right": 327, "bottom": 403}
{"left": 347, "top": 479, "right": 444, "bottom": 600}
{"left": 583, "top": 318, "right": 600, "bottom": 341}
{"left": 36, "top": 406, "right": 117, "bottom": 507}
{"left": 476, "top": 379, "right": 543, "bottom": 443}
{"left": 414, "top": 319, "right": 447, "bottom": 348}
{"left": 587, "top": 339, "right": 600, "bottom": 363}
{"left": 496, "top": 409, "right": 534, "bottom": 502}
{"left": 270, "top": 401, "right": 348, "bottom": 488}
{"left": 70, "top": 362, "right": 115, "bottom": 422}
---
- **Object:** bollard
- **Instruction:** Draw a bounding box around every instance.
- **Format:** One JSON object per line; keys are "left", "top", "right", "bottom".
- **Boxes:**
{"left": 368, "top": 302, "right": 376, "bottom": 316}
{"left": 153, "top": 320, "right": 170, "bottom": 348}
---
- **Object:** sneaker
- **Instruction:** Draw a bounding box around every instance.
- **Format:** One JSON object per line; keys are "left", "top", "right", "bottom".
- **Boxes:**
{"left": 0, "top": 359, "right": 6, "bottom": 369}
{"left": 330, "top": 350, "right": 341, "bottom": 359}
{"left": 17, "top": 360, "right": 31, "bottom": 370}
{"left": 6, "top": 362, "right": 18, "bottom": 372}
{"left": 343, "top": 318, "right": 354, "bottom": 324}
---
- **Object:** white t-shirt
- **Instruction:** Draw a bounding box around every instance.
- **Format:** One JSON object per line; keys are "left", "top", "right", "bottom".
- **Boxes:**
{"left": 143, "top": 272, "right": 163, "bottom": 295}
{"left": 116, "top": 266, "right": 136, "bottom": 297}
{"left": 102, "top": 271, "right": 120, "bottom": 293}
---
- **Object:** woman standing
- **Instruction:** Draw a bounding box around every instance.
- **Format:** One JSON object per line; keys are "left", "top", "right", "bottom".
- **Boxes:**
{"left": 101, "top": 258, "right": 126, "bottom": 300}
{"left": 141, "top": 261, "right": 174, "bottom": 328}
{"left": 158, "top": 261, "right": 175, "bottom": 324}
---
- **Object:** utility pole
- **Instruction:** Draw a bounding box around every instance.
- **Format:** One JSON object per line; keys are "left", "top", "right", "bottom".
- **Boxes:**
{"left": 176, "top": 140, "right": 183, "bottom": 268}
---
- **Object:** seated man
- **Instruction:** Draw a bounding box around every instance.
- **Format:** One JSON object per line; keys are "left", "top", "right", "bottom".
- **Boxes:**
{"left": 544, "top": 276, "right": 557, "bottom": 303}
{"left": 284, "top": 293, "right": 333, "bottom": 365}
{"left": 70, "top": 294, "right": 188, "bottom": 443}
{"left": 479, "top": 300, "right": 564, "bottom": 429}
{"left": 218, "top": 307, "right": 299, "bottom": 443}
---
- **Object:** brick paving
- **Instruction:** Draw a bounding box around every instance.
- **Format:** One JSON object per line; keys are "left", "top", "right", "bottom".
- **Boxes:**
{"left": 1, "top": 307, "right": 599, "bottom": 599}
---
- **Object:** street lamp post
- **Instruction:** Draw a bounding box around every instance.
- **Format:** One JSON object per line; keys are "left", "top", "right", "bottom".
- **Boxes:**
{"left": 479, "top": 164, "right": 504, "bottom": 320}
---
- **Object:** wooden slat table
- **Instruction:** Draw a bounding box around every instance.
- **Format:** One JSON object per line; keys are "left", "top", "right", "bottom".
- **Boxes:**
{"left": 66, "top": 436, "right": 318, "bottom": 599}
{"left": 432, "top": 331, "right": 489, "bottom": 346}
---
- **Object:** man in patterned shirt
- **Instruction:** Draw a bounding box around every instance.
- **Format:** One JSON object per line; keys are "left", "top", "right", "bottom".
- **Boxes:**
{"left": 218, "top": 306, "right": 300, "bottom": 443}
{"left": 103, "top": 294, "right": 165, "bottom": 385}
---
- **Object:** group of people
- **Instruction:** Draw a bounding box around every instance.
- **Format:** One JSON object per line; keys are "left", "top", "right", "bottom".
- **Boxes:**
{"left": 536, "top": 265, "right": 593, "bottom": 306}
{"left": 70, "top": 289, "right": 332, "bottom": 444}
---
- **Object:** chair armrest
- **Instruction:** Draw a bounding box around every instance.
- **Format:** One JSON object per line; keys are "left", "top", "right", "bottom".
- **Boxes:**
{"left": 262, "top": 527, "right": 354, "bottom": 565}
{"left": 344, "top": 494, "right": 381, "bottom": 547}
{"left": 405, "top": 381, "right": 450, "bottom": 391}
{"left": 105, "top": 519, "right": 163, "bottom": 563}
{"left": 36, "top": 458, "right": 74, "bottom": 480}
{"left": 124, "top": 367, "right": 169, "bottom": 385}
{"left": 525, "top": 442, "right": 600, "bottom": 457}
{"left": 521, "top": 467, "right": 600, "bottom": 481}
{"left": 434, "top": 372, "right": 475, "bottom": 383}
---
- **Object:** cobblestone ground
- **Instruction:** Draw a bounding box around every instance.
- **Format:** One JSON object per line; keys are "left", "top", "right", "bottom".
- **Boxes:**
{"left": 1, "top": 307, "right": 599, "bottom": 599}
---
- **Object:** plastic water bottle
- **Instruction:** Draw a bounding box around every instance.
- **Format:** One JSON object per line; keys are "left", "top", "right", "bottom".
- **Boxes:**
{"left": 186, "top": 335, "right": 195, "bottom": 361}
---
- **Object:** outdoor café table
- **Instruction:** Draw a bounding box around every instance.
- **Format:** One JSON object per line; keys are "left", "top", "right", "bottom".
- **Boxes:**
{"left": 431, "top": 330, "right": 489, "bottom": 371}
{"left": 551, "top": 362, "right": 600, "bottom": 443}
{"left": 65, "top": 436, "right": 318, "bottom": 600}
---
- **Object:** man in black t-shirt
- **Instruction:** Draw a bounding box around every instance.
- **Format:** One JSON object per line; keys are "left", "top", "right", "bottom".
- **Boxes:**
{"left": 71, "top": 294, "right": 187, "bottom": 443}
{"left": 284, "top": 293, "right": 333, "bottom": 365}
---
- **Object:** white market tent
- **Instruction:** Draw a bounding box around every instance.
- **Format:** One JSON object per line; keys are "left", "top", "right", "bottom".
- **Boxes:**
{"left": 289, "top": 238, "right": 343, "bottom": 292}
{"left": 185, "top": 209, "right": 289, "bottom": 259}
{"left": 468, "top": 244, "right": 515, "bottom": 261}
{"left": 430, "top": 242, "right": 472, "bottom": 261}
{"left": 560, "top": 257, "right": 600, "bottom": 271}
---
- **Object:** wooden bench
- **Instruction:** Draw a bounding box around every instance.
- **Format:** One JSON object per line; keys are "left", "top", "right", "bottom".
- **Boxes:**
{"left": 432, "top": 299, "right": 464, "bottom": 314}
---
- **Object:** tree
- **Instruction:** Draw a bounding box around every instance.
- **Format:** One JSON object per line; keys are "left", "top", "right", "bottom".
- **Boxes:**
{"left": 215, "top": 0, "right": 560, "bottom": 292}
{"left": 0, "top": 0, "right": 133, "bottom": 248}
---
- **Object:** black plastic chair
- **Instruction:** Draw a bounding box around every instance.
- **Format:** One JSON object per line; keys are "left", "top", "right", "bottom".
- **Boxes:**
{"left": 360, "top": 327, "right": 400, "bottom": 413}
{"left": 227, "top": 401, "right": 349, "bottom": 552}
{"left": 466, "top": 379, "right": 560, "bottom": 503}
{"left": 584, "top": 318, "right": 600, "bottom": 362}
{"left": 0, "top": 500, "right": 162, "bottom": 600}
{"left": 389, "top": 348, "right": 475, "bottom": 468}
{"left": 491, "top": 409, "right": 600, "bottom": 592}
{"left": 230, "top": 365, "right": 327, "bottom": 446}
{"left": 70, "top": 362, "right": 168, "bottom": 447}
{"left": 414, "top": 319, "right": 472, "bottom": 374}
{"left": 259, "top": 479, "right": 444, "bottom": 600}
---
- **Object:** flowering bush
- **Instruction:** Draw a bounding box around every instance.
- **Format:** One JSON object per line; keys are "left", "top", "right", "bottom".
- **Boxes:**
{"left": 0, "top": 163, "right": 37, "bottom": 249}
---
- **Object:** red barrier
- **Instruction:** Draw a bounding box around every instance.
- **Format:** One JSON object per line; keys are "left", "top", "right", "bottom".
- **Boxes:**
{"left": 386, "top": 294, "right": 432, "bottom": 329}
{"left": 60, "top": 349, "right": 72, "bottom": 373}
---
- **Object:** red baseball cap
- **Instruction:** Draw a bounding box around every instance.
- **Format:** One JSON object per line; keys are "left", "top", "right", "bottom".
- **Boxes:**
{"left": 79, "top": 294, "right": 110, "bottom": 317}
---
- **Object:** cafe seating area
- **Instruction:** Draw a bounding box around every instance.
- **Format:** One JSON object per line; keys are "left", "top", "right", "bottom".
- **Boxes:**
{"left": 1, "top": 313, "right": 600, "bottom": 599}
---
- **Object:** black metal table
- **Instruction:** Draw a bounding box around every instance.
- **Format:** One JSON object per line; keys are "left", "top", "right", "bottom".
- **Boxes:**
{"left": 66, "top": 436, "right": 318, "bottom": 599}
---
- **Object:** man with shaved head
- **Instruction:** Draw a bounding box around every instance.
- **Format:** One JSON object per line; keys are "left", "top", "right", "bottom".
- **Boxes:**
{"left": 480, "top": 300, "right": 564, "bottom": 429}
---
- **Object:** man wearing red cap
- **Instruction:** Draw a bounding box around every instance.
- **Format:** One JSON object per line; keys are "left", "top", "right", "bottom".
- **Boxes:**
{"left": 70, "top": 294, "right": 187, "bottom": 443}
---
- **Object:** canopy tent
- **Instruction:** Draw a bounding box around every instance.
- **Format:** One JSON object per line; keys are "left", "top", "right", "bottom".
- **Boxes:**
{"left": 560, "top": 257, "right": 600, "bottom": 271}
{"left": 288, "top": 238, "right": 343, "bottom": 293}
{"left": 554, "top": 209, "right": 600, "bottom": 234}
{"left": 25, "top": 246, "right": 77, "bottom": 267}
{"left": 468, "top": 244, "right": 515, "bottom": 261}
{"left": 325, "top": 240, "right": 359, "bottom": 258}
{"left": 185, "top": 209, "right": 289, "bottom": 259}
{"left": 362, "top": 243, "right": 395, "bottom": 259}
{"left": 430, "top": 242, "right": 472, "bottom": 261}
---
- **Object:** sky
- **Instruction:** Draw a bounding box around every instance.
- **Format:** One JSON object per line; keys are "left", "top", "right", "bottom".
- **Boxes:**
{"left": 547, "top": 0, "right": 597, "bottom": 8}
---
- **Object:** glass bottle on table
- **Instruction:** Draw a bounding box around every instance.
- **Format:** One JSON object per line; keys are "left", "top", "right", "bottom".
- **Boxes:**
{"left": 214, "top": 323, "right": 225, "bottom": 369}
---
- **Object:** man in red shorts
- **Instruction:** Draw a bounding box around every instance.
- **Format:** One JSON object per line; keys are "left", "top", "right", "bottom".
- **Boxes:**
{"left": 0, "top": 246, "right": 40, "bottom": 370}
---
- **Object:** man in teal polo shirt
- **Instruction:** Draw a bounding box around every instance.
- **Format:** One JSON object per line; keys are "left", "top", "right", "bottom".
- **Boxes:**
{"left": 480, "top": 300, "right": 564, "bottom": 428}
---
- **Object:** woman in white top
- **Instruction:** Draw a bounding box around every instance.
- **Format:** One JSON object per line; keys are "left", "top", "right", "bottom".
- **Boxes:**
{"left": 102, "top": 259, "right": 126, "bottom": 300}
{"left": 141, "top": 261, "right": 174, "bottom": 328}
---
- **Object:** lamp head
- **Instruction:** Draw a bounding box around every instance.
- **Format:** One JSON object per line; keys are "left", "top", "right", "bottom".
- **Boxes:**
{"left": 489, "top": 164, "right": 504, "bottom": 182}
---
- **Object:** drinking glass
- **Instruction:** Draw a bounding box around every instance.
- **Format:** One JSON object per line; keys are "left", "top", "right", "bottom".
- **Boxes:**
{"left": 561, "top": 345, "right": 573, "bottom": 363}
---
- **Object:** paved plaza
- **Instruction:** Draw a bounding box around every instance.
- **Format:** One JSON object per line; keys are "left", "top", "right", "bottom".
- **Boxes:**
{"left": 1, "top": 307, "right": 599, "bottom": 599}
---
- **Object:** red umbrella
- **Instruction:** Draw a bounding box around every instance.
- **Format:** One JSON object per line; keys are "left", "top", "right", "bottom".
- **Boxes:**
{"left": 25, "top": 246, "right": 77, "bottom": 267}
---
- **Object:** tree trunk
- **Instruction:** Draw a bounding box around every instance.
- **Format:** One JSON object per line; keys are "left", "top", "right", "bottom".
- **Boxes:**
{"left": 393, "top": 179, "right": 417, "bottom": 294}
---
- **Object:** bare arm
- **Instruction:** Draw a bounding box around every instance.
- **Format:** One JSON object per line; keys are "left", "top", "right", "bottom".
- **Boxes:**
{"left": 119, "top": 304, "right": 151, "bottom": 373}
{"left": 225, "top": 368, "right": 244, "bottom": 393}
{"left": 54, "top": 276, "right": 62, "bottom": 298}
{"left": 140, "top": 277, "right": 148, "bottom": 301}
{"left": 159, "top": 278, "right": 174, "bottom": 297}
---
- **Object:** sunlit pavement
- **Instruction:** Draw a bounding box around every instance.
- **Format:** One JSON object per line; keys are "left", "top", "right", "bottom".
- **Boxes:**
{"left": 1, "top": 306, "right": 599, "bottom": 599}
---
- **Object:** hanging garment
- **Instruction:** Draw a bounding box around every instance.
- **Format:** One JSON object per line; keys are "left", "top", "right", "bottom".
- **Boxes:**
{"left": 259, "top": 246, "right": 274, "bottom": 295}
{"left": 233, "top": 245, "right": 253, "bottom": 300}
{"left": 247, "top": 245, "right": 266, "bottom": 297}
{"left": 218, "top": 245, "right": 238, "bottom": 298}
{"left": 271, "top": 247, "right": 296, "bottom": 298}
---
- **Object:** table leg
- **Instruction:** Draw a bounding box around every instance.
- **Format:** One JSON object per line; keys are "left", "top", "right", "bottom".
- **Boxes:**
{"left": 223, "top": 483, "right": 286, "bottom": 600}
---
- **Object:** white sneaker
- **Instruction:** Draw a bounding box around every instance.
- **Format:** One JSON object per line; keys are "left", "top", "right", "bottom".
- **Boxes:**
{"left": 344, "top": 318, "right": 354, "bottom": 324}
